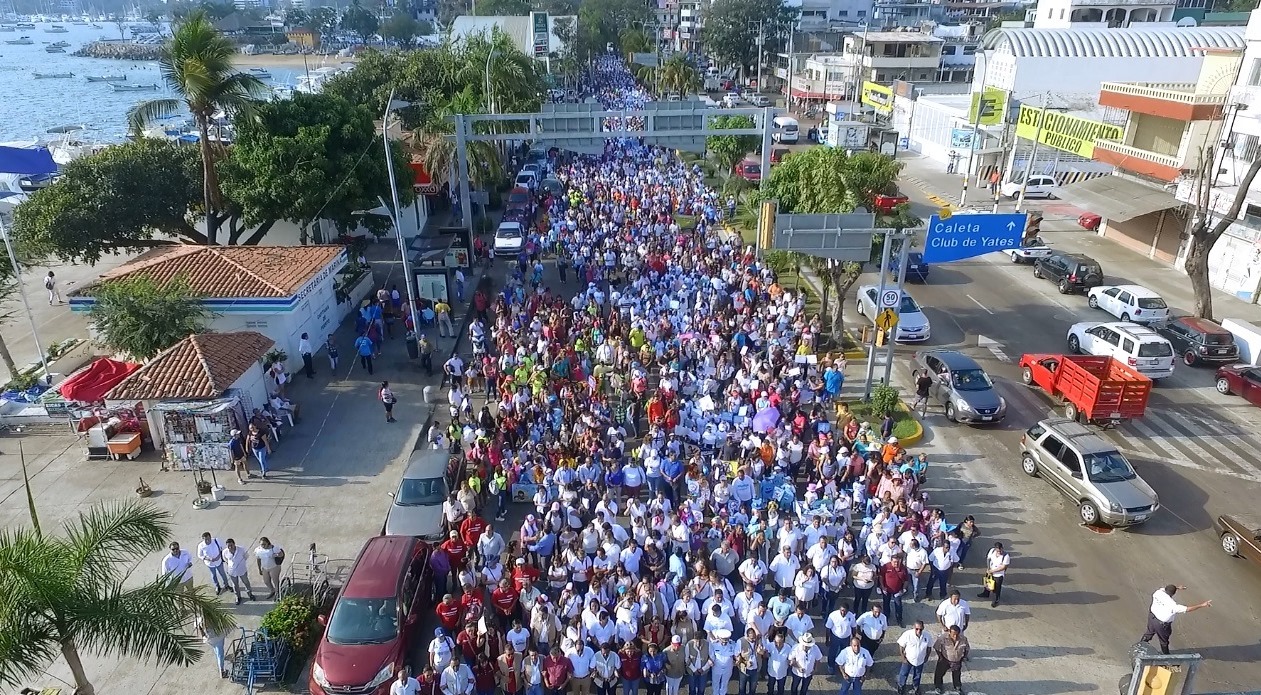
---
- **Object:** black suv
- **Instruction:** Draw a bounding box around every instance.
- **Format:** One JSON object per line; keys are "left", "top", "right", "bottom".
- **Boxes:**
{"left": 1033, "top": 253, "right": 1104, "bottom": 294}
{"left": 1154, "top": 316, "right": 1240, "bottom": 366}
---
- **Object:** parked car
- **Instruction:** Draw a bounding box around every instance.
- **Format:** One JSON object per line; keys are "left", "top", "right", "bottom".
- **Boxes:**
{"left": 309, "top": 536, "right": 430, "bottom": 695}
{"left": 1215, "top": 364, "right": 1261, "bottom": 406}
{"left": 873, "top": 194, "right": 909, "bottom": 214}
{"left": 723, "top": 92, "right": 741, "bottom": 107}
{"left": 505, "top": 187, "right": 533, "bottom": 215}
{"left": 1066, "top": 321, "right": 1176, "bottom": 381}
{"left": 914, "top": 350, "right": 1006, "bottom": 423}
{"left": 1156, "top": 316, "right": 1240, "bottom": 366}
{"left": 383, "top": 450, "right": 448, "bottom": 541}
{"left": 855, "top": 285, "right": 932, "bottom": 342}
{"left": 770, "top": 148, "right": 789, "bottom": 165}
{"left": 1019, "top": 417, "right": 1160, "bottom": 527}
{"left": 1214, "top": 513, "right": 1261, "bottom": 565}
{"left": 733, "top": 158, "right": 762, "bottom": 182}
{"left": 749, "top": 94, "right": 771, "bottom": 107}
{"left": 540, "top": 178, "right": 565, "bottom": 197}
{"left": 890, "top": 251, "right": 930, "bottom": 282}
{"left": 1087, "top": 284, "right": 1170, "bottom": 324}
{"left": 514, "top": 170, "right": 538, "bottom": 191}
{"left": 494, "top": 221, "right": 526, "bottom": 256}
{"left": 1078, "top": 212, "right": 1102, "bottom": 231}
{"left": 1005, "top": 236, "right": 1054, "bottom": 264}
{"left": 1000, "top": 174, "right": 1057, "bottom": 199}
{"left": 1033, "top": 252, "right": 1105, "bottom": 294}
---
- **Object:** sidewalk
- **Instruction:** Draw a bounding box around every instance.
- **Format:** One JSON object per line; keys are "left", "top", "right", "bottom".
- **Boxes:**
{"left": 898, "top": 154, "right": 1261, "bottom": 323}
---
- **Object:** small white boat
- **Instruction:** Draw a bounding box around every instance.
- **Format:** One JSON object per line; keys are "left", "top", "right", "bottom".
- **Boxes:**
{"left": 44, "top": 24, "right": 68, "bottom": 33}
{"left": 45, "top": 44, "right": 64, "bottom": 52}
{"left": 247, "top": 67, "right": 271, "bottom": 79}
{"left": 4, "top": 35, "right": 33, "bottom": 44}
{"left": 110, "top": 82, "right": 159, "bottom": 91}
{"left": 85, "top": 74, "right": 126, "bottom": 82}
{"left": 33, "top": 71, "right": 74, "bottom": 78}
{"left": 0, "top": 25, "right": 17, "bottom": 32}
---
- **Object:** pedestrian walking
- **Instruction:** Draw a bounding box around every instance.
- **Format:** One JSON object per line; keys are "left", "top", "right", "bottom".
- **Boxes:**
{"left": 910, "top": 370, "right": 935, "bottom": 416}
{"left": 977, "top": 542, "right": 1010, "bottom": 607}
{"left": 355, "top": 332, "right": 375, "bottom": 375}
{"left": 392, "top": 668, "right": 422, "bottom": 695}
{"left": 419, "top": 334, "right": 435, "bottom": 376}
{"left": 931, "top": 626, "right": 969, "bottom": 694}
{"left": 247, "top": 424, "right": 271, "bottom": 479}
{"left": 44, "top": 271, "right": 61, "bottom": 304}
{"left": 326, "top": 333, "right": 339, "bottom": 371}
{"left": 436, "top": 298, "right": 455, "bottom": 337}
{"left": 197, "top": 531, "right": 230, "bottom": 594}
{"left": 380, "top": 380, "right": 398, "bottom": 423}
{"left": 1138, "top": 584, "right": 1211, "bottom": 655}
{"left": 894, "top": 622, "right": 933, "bottom": 695}
{"left": 254, "top": 537, "right": 286, "bottom": 599}
{"left": 195, "top": 610, "right": 232, "bottom": 678}
{"left": 159, "top": 541, "right": 195, "bottom": 593}
{"left": 268, "top": 361, "right": 289, "bottom": 398}
{"left": 299, "top": 332, "right": 315, "bottom": 378}
{"left": 229, "top": 428, "right": 252, "bottom": 484}
{"left": 834, "top": 637, "right": 872, "bottom": 695}
{"left": 455, "top": 268, "right": 466, "bottom": 303}
{"left": 223, "top": 538, "right": 256, "bottom": 604}
{"left": 988, "top": 169, "right": 1001, "bottom": 196}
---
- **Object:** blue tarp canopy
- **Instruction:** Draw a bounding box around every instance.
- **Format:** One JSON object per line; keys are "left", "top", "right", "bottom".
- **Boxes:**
{"left": 0, "top": 146, "right": 58, "bottom": 175}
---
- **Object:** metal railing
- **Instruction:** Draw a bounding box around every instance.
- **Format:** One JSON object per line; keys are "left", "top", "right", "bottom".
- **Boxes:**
{"left": 1094, "top": 139, "right": 1183, "bottom": 168}
{"left": 1100, "top": 81, "right": 1229, "bottom": 106}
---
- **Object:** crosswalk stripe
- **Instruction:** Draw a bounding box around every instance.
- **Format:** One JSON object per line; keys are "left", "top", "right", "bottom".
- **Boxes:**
{"left": 1158, "top": 410, "right": 1261, "bottom": 481}
{"left": 1119, "top": 415, "right": 1257, "bottom": 480}
{"left": 1151, "top": 410, "right": 1258, "bottom": 479}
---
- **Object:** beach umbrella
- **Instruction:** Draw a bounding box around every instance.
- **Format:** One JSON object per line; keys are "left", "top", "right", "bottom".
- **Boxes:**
{"left": 752, "top": 407, "right": 780, "bottom": 433}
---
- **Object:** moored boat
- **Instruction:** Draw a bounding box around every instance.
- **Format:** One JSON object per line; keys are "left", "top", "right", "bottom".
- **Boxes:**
{"left": 110, "top": 82, "right": 159, "bottom": 91}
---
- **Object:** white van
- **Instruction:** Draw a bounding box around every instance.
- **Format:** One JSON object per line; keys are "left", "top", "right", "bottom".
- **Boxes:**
{"left": 773, "top": 116, "right": 799, "bottom": 144}
{"left": 1066, "top": 321, "right": 1176, "bottom": 381}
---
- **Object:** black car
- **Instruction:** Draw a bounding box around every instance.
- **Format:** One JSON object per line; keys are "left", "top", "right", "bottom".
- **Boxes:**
{"left": 891, "top": 251, "right": 929, "bottom": 282}
{"left": 1033, "top": 252, "right": 1104, "bottom": 294}
{"left": 1154, "top": 316, "right": 1240, "bottom": 366}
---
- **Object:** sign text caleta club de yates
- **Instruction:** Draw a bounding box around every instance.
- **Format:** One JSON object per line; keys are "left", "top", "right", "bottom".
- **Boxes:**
{"left": 1015, "top": 106, "right": 1123, "bottom": 159}
{"left": 922, "top": 212, "right": 1027, "bottom": 264}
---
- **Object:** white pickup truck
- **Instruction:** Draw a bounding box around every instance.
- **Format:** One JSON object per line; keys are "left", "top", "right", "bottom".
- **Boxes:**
{"left": 1005, "top": 236, "right": 1054, "bottom": 264}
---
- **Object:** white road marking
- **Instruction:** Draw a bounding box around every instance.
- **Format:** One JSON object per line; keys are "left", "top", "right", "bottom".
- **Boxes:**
{"left": 1116, "top": 446, "right": 1261, "bottom": 483}
{"left": 966, "top": 293, "right": 995, "bottom": 314}
{"left": 977, "top": 335, "right": 1011, "bottom": 362}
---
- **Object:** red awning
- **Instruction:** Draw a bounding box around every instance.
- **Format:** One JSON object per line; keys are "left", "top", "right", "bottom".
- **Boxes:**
{"left": 58, "top": 358, "right": 141, "bottom": 403}
{"left": 409, "top": 160, "right": 441, "bottom": 196}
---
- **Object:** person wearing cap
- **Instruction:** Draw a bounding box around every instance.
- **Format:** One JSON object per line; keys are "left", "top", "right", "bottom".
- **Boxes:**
{"left": 895, "top": 621, "right": 934, "bottom": 695}
{"left": 708, "top": 628, "right": 737, "bottom": 695}
{"left": 787, "top": 632, "right": 822, "bottom": 695}
{"left": 513, "top": 556, "right": 542, "bottom": 590}
{"left": 436, "top": 593, "right": 462, "bottom": 632}
{"left": 430, "top": 628, "right": 456, "bottom": 672}
{"left": 835, "top": 637, "right": 873, "bottom": 695}
{"left": 663, "top": 635, "right": 687, "bottom": 695}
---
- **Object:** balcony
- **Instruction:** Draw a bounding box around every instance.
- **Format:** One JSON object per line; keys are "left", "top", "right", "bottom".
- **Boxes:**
{"left": 1093, "top": 139, "right": 1185, "bottom": 182}
{"left": 1099, "top": 82, "right": 1227, "bottom": 121}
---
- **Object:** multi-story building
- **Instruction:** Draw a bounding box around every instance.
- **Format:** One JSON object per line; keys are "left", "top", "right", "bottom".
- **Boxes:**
{"left": 943, "top": 0, "right": 1022, "bottom": 22}
{"left": 1030, "top": 0, "right": 1176, "bottom": 28}
{"left": 872, "top": 0, "right": 938, "bottom": 26}
{"left": 934, "top": 22, "right": 981, "bottom": 83}
{"left": 845, "top": 29, "right": 944, "bottom": 83}
{"left": 784, "top": 0, "right": 875, "bottom": 28}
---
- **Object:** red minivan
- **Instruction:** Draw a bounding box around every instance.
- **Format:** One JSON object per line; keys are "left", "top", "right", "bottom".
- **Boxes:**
{"left": 309, "top": 536, "right": 430, "bottom": 695}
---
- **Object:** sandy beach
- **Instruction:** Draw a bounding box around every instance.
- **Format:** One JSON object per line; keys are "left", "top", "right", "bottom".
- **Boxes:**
{"left": 232, "top": 52, "right": 359, "bottom": 69}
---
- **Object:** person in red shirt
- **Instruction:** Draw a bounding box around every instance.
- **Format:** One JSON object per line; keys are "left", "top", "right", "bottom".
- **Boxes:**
{"left": 473, "top": 653, "right": 498, "bottom": 695}
{"left": 442, "top": 531, "right": 470, "bottom": 570}
{"left": 618, "top": 641, "right": 642, "bottom": 683}
{"left": 491, "top": 578, "right": 521, "bottom": 630}
{"left": 542, "top": 646, "right": 574, "bottom": 695}
{"left": 879, "top": 555, "right": 911, "bottom": 628}
{"left": 460, "top": 587, "right": 485, "bottom": 623}
{"left": 511, "top": 557, "right": 540, "bottom": 591}
{"left": 417, "top": 664, "right": 440, "bottom": 695}
{"left": 436, "top": 593, "right": 462, "bottom": 632}
{"left": 460, "top": 511, "right": 488, "bottom": 557}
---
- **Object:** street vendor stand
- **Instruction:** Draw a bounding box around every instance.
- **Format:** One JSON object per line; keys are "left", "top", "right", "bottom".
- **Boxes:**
{"left": 152, "top": 398, "right": 247, "bottom": 471}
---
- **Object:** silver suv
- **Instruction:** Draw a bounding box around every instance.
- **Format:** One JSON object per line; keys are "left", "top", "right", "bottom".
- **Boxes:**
{"left": 1019, "top": 418, "right": 1160, "bottom": 527}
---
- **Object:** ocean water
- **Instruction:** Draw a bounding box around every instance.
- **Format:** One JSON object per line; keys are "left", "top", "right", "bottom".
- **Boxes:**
{"left": 0, "top": 23, "right": 296, "bottom": 144}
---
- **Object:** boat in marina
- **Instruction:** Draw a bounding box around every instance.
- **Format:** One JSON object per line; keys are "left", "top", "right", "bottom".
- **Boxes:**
{"left": 4, "top": 35, "right": 33, "bottom": 44}
{"left": 45, "top": 44, "right": 64, "bottom": 51}
{"left": 44, "top": 24, "right": 67, "bottom": 32}
{"left": 33, "top": 71, "right": 74, "bottom": 78}
{"left": 85, "top": 74, "right": 126, "bottom": 82}
{"left": 15, "top": 22, "right": 35, "bottom": 29}
{"left": 247, "top": 67, "right": 271, "bottom": 79}
{"left": 0, "top": 24, "right": 15, "bottom": 32}
{"left": 110, "top": 82, "right": 158, "bottom": 91}
{"left": 45, "top": 125, "right": 103, "bottom": 165}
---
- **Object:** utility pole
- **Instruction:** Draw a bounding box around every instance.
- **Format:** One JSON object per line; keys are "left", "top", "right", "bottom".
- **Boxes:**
{"left": 756, "top": 19, "right": 765, "bottom": 94}
{"left": 1016, "top": 92, "right": 1048, "bottom": 213}
{"left": 862, "top": 232, "right": 893, "bottom": 400}
{"left": 960, "top": 50, "right": 988, "bottom": 208}
{"left": 849, "top": 24, "right": 868, "bottom": 117}
{"left": 882, "top": 232, "right": 910, "bottom": 387}
{"left": 784, "top": 25, "right": 795, "bottom": 112}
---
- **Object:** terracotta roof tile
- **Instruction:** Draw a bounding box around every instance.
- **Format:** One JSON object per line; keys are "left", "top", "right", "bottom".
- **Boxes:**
{"left": 105, "top": 332, "right": 275, "bottom": 401}
{"left": 81, "top": 245, "right": 347, "bottom": 299}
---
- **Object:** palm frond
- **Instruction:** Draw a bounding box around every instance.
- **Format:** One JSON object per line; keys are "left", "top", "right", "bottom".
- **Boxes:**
{"left": 60, "top": 501, "right": 172, "bottom": 588}
{"left": 127, "top": 98, "right": 182, "bottom": 133}
{"left": 68, "top": 579, "right": 234, "bottom": 666}
{"left": 0, "top": 530, "right": 63, "bottom": 688}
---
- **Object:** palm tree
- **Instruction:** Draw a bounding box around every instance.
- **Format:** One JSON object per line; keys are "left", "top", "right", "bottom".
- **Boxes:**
{"left": 660, "top": 55, "right": 700, "bottom": 96}
{"left": 411, "top": 85, "right": 503, "bottom": 192}
{"left": 0, "top": 501, "right": 235, "bottom": 695}
{"left": 128, "top": 11, "right": 268, "bottom": 245}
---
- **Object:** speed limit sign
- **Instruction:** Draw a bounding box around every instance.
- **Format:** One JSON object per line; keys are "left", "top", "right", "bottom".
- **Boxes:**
{"left": 880, "top": 289, "right": 900, "bottom": 308}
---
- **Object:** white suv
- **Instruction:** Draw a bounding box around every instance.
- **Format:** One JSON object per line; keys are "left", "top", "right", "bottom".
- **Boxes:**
{"left": 1066, "top": 321, "right": 1176, "bottom": 380}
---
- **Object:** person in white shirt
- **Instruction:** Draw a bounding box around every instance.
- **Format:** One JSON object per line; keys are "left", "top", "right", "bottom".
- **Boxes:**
{"left": 855, "top": 605, "right": 888, "bottom": 657}
{"left": 506, "top": 619, "right": 532, "bottom": 654}
{"left": 762, "top": 632, "right": 792, "bottom": 695}
{"left": 478, "top": 525, "right": 506, "bottom": 564}
{"left": 1139, "top": 584, "right": 1211, "bottom": 655}
{"left": 567, "top": 640, "right": 596, "bottom": 695}
{"left": 977, "top": 542, "right": 1010, "bottom": 606}
{"left": 733, "top": 587, "right": 763, "bottom": 622}
{"left": 936, "top": 590, "right": 971, "bottom": 633}
{"left": 429, "top": 628, "right": 456, "bottom": 670}
{"left": 709, "top": 629, "right": 738, "bottom": 695}
{"left": 895, "top": 622, "right": 934, "bottom": 694}
{"left": 197, "top": 532, "right": 230, "bottom": 594}
{"left": 298, "top": 332, "right": 315, "bottom": 378}
{"left": 903, "top": 539, "right": 930, "bottom": 602}
{"left": 391, "top": 668, "right": 421, "bottom": 695}
{"left": 824, "top": 605, "right": 856, "bottom": 674}
{"left": 784, "top": 605, "right": 814, "bottom": 644}
{"left": 926, "top": 541, "right": 957, "bottom": 601}
{"left": 769, "top": 548, "right": 799, "bottom": 590}
{"left": 222, "top": 538, "right": 256, "bottom": 604}
{"left": 253, "top": 537, "right": 285, "bottom": 599}
{"left": 739, "top": 557, "right": 768, "bottom": 590}
{"left": 160, "top": 542, "right": 195, "bottom": 593}
{"left": 787, "top": 632, "right": 823, "bottom": 695}
{"left": 835, "top": 637, "right": 873, "bottom": 695}
{"left": 440, "top": 656, "right": 476, "bottom": 695}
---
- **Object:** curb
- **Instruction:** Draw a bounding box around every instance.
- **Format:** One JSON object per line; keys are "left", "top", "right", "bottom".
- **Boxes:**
{"left": 897, "top": 399, "right": 926, "bottom": 448}
{"left": 841, "top": 330, "right": 867, "bottom": 360}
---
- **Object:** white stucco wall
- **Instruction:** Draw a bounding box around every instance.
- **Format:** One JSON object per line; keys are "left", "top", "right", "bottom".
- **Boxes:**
{"left": 977, "top": 53, "right": 1215, "bottom": 100}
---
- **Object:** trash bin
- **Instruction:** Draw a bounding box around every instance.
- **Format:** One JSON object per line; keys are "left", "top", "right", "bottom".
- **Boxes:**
{"left": 405, "top": 333, "right": 419, "bottom": 359}
{"left": 423, "top": 385, "right": 438, "bottom": 404}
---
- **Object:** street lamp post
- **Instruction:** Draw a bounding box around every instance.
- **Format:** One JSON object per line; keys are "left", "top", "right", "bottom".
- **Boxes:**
{"left": 381, "top": 91, "right": 420, "bottom": 338}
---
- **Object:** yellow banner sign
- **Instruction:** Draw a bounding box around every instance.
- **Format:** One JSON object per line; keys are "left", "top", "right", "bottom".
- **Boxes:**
{"left": 1015, "top": 106, "right": 1123, "bottom": 158}
{"left": 967, "top": 87, "right": 1008, "bottom": 126}
{"left": 861, "top": 81, "right": 893, "bottom": 115}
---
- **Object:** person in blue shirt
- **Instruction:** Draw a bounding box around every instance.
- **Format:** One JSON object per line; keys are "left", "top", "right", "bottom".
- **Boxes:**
{"left": 660, "top": 456, "right": 684, "bottom": 501}
{"left": 354, "top": 333, "right": 375, "bottom": 375}
{"left": 530, "top": 528, "right": 557, "bottom": 560}
{"left": 824, "top": 366, "right": 844, "bottom": 403}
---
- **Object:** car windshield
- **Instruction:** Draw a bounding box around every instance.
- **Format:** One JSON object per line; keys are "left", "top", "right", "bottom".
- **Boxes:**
{"left": 951, "top": 368, "right": 993, "bottom": 391}
{"left": 1137, "top": 298, "right": 1167, "bottom": 310}
{"left": 498, "top": 227, "right": 522, "bottom": 239}
{"left": 396, "top": 476, "right": 446, "bottom": 506}
{"left": 326, "top": 597, "right": 400, "bottom": 645}
{"left": 1204, "top": 333, "right": 1234, "bottom": 346}
{"left": 744, "top": 164, "right": 761, "bottom": 175}
{"left": 899, "top": 296, "right": 921, "bottom": 313}
{"left": 907, "top": 253, "right": 924, "bottom": 265}
{"left": 1082, "top": 451, "right": 1137, "bottom": 483}
{"left": 508, "top": 194, "right": 530, "bottom": 205}
{"left": 1137, "top": 342, "right": 1172, "bottom": 357}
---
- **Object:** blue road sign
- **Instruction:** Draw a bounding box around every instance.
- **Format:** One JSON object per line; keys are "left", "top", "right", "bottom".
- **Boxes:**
{"left": 922, "top": 212, "right": 1028, "bottom": 263}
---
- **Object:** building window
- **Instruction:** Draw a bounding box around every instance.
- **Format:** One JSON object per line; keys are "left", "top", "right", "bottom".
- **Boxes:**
{"left": 1234, "top": 133, "right": 1260, "bottom": 162}
{"left": 942, "top": 45, "right": 957, "bottom": 55}
{"left": 858, "top": 10, "right": 866, "bottom": 16}
{"left": 839, "top": 9, "right": 848, "bottom": 15}
{"left": 963, "top": 45, "right": 977, "bottom": 55}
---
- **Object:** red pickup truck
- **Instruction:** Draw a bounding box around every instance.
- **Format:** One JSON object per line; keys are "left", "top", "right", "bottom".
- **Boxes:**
{"left": 1019, "top": 353, "right": 1152, "bottom": 425}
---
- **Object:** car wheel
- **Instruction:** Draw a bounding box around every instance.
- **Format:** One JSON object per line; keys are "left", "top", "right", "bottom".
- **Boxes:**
{"left": 1088, "top": 296, "right": 1099, "bottom": 309}
{"left": 1221, "top": 532, "right": 1241, "bottom": 556}
{"left": 1068, "top": 334, "right": 1081, "bottom": 354}
{"left": 1121, "top": 313, "right": 1131, "bottom": 322}
{"left": 1021, "top": 453, "right": 1039, "bottom": 477}
{"left": 1079, "top": 501, "right": 1101, "bottom": 526}
{"left": 856, "top": 300, "right": 865, "bottom": 316}
{"left": 945, "top": 402, "right": 956, "bottom": 422}
{"left": 1184, "top": 351, "right": 1198, "bottom": 367}
{"left": 1032, "top": 265, "right": 1043, "bottom": 279}
{"left": 1011, "top": 251, "right": 1021, "bottom": 264}
{"left": 1216, "top": 377, "right": 1232, "bottom": 395}
{"left": 1058, "top": 279, "right": 1072, "bottom": 294}
{"left": 1065, "top": 401, "right": 1079, "bottom": 421}
{"left": 1021, "top": 367, "right": 1034, "bottom": 385}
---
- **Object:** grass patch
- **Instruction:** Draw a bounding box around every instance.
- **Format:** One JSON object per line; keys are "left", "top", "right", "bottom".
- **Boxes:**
{"left": 846, "top": 400, "right": 919, "bottom": 440}
{"left": 674, "top": 214, "right": 699, "bottom": 230}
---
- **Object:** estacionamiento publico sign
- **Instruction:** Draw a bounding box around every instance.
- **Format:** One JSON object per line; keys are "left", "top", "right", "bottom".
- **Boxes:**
{"left": 1015, "top": 105, "right": 1123, "bottom": 159}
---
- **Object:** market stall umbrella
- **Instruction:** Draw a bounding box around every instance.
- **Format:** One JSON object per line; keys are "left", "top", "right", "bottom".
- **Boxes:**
{"left": 58, "top": 358, "right": 142, "bottom": 403}
{"left": 752, "top": 407, "right": 780, "bottom": 433}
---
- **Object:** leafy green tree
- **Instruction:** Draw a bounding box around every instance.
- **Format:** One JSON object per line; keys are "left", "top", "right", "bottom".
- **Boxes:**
{"left": 551, "top": 16, "right": 580, "bottom": 77}
{"left": 537, "top": 0, "right": 579, "bottom": 13}
{"left": 309, "top": 6, "right": 340, "bottom": 34}
{"left": 87, "top": 274, "right": 212, "bottom": 361}
{"left": 11, "top": 139, "right": 205, "bottom": 264}
{"left": 619, "top": 27, "right": 650, "bottom": 59}
{"left": 702, "top": 0, "right": 796, "bottom": 75}
{"left": 341, "top": 0, "right": 381, "bottom": 41}
{"left": 476, "top": 0, "right": 531, "bottom": 14}
{"left": 706, "top": 115, "right": 760, "bottom": 171}
{"left": 412, "top": 86, "right": 503, "bottom": 191}
{"left": 0, "top": 500, "right": 235, "bottom": 695}
{"left": 660, "top": 54, "right": 700, "bottom": 95}
{"left": 198, "top": 1, "right": 237, "bottom": 20}
{"left": 380, "top": 11, "right": 428, "bottom": 46}
{"left": 222, "top": 92, "right": 413, "bottom": 244}
{"left": 575, "top": 0, "right": 651, "bottom": 61}
{"left": 437, "top": 0, "right": 470, "bottom": 27}
{"left": 285, "top": 7, "right": 310, "bottom": 28}
{"left": 129, "top": 11, "right": 268, "bottom": 246}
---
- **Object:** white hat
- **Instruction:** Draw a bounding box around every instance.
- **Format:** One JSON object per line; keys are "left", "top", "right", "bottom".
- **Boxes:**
{"left": 713, "top": 629, "right": 732, "bottom": 640}
{"left": 799, "top": 633, "right": 815, "bottom": 645}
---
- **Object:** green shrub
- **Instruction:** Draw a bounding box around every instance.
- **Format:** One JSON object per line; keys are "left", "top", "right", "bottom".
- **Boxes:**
{"left": 870, "top": 384, "right": 900, "bottom": 418}
{"left": 260, "top": 594, "right": 319, "bottom": 654}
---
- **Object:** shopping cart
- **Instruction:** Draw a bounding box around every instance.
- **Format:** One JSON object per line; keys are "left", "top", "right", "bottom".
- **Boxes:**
{"left": 228, "top": 626, "right": 290, "bottom": 693}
